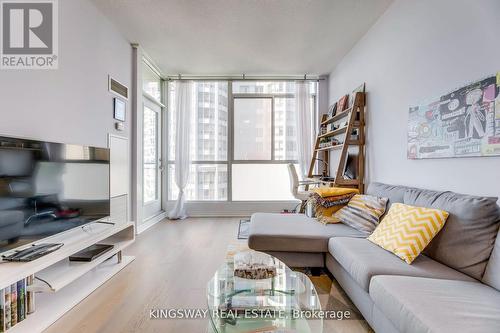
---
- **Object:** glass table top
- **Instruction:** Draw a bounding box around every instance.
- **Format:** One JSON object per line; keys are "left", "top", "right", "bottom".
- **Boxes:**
{"left": 207, "top": 251, "right": 323, "bottom": 333}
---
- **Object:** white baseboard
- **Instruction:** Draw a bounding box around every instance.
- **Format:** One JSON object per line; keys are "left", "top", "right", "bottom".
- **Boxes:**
{"left": 137, "top": 211, "right": 167, "bottom": 234}
{"left": 187, "top": 213, "right": 251, "bottom": 218}
{"left": 165, "top": 201, "right": 300, "bottom": 218}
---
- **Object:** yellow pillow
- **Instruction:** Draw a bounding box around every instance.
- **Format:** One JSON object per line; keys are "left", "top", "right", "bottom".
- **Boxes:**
{"left": 368, "top": 203, "right": 449, "bottom": 264}
{"left": 312, "top": 187, "right": 359, "bottom": 198}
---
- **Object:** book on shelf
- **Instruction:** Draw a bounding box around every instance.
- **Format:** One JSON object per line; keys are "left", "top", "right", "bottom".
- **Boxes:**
{"left": 10, "top": 284, "right": 16, "bottom": 327}
{"left": 26, "top": 275, "right": 35, "bottom": 315}
{"left": 337, "top": 94, "right": 349, "bottom": 113}
{"left": 327, "top": 102, "right": 337, "bottom": 118}
{"left": 1, "top": 277, "right": 32, "bottom": 331}
{"left": 350, "top": 83, "right": 365, "bottom": 108}
{"left": 0, "top": 288, "right": 4, "bottom": 333}
{"left": 3, "top": 286, "right": 10, "bottom": 331}
{"left": 16, "top": 279, "right": 26, "bottom": 322}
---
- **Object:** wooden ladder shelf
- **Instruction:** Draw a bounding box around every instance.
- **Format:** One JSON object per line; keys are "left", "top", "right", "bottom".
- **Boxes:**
{"left": 308, "top": 91, "right": 366, "bottom": 192}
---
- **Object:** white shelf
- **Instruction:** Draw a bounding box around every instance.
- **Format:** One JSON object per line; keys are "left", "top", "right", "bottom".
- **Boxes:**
{"left": 8, "top": 255, "right": 135, "bottom": 333}
{"left": 30, "top": 238, "right": 134, "bottom": 292}
{"left": 0, "top": 222, "right": 134, "bottom": 290}
{"left": 0, "top": 221, "right": 135, "bottom": 332}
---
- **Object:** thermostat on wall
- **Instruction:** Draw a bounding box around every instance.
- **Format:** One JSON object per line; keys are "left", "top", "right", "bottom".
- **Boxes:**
{"left": 113, "top": 97, "right": 126, "bottom": 122}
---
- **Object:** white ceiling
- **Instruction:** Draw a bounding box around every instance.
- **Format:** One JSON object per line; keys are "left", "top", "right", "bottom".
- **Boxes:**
{"left": 91, "top": 0, "right": 393, "bottom": 76}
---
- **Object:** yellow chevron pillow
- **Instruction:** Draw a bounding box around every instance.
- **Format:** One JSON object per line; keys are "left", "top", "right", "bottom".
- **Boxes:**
{"left": 368, "top": 203, "right": 449, "bottom": 264}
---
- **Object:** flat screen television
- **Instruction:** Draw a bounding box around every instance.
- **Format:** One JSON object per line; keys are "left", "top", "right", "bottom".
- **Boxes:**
{"left": 0, "top": 135, "right": 110, "bottom": 254}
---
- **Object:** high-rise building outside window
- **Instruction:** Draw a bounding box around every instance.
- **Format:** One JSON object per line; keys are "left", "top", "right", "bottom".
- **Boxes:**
{"left": 167, "top": 80, "right": 317, "bottom": 202}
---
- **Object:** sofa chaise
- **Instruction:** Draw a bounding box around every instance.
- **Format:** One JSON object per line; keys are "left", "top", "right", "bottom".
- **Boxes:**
{"left": 248, "top": 182, "right": 500, "bottom": 333}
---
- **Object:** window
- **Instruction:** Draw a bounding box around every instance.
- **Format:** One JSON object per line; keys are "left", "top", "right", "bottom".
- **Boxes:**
{"left": 232, "top": 164, "right": 298, "bottom": 201}
{"left": 168, "top": 82, "right": 228, "bottom": 162}
{"left": 233, "top": 98, "right": 272, "bottom": 160}
{"left": 274, "top": 97, "right": 297, "bottom": 160}
{"left": 232, "top": 81, "right": 296, "bottom": 94}
{"left": 143, "top": 105, "right": 159, "bottom": 203}
{"left": 167, "top": 81, "right": 229, "bottom": 201}
{"left": 141, "top": 60, "right": 163, "bottom": 219}
{"left": 142, "top": 61, "right": 161, "bottom": 101}
{"left": 167, "top": 80, "right": 317, "bottom": 202}
{"left": 231, "top": 81, "right": 316, "bottom": 201}
{"left": 168, "top": 164, "right": 228, "bottom": 201}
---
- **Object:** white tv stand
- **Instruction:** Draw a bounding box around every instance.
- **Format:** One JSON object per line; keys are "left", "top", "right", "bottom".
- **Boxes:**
{"left": 0, "top": 221, "right": 135, "bottom": 333}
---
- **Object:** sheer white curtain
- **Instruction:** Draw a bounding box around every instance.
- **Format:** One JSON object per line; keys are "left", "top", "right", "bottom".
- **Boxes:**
{"left": 168, "top": 81, "right": 193, "bottom": 220}
{"left": 295, "top": 82, "right": 313, "bottom": 178}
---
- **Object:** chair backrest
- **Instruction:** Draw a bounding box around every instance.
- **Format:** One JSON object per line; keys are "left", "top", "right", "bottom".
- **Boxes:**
{"left": 287, "top": 163, "right": 299, "bottom": 196}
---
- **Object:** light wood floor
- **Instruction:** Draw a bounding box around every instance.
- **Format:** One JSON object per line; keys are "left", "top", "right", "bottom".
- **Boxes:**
{"left": 45, "top": 218, "right": 371, "bottom": 333}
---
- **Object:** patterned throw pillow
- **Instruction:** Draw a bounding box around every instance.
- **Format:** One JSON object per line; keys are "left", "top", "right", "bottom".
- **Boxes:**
{"left": 331, "top": 194, "right": 388, "bottom": 234}
{"left": 368, "top": 203, "right": 449, "bottom": 264}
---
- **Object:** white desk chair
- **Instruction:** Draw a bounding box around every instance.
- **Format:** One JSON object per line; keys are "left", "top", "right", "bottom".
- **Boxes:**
{"left": 287, "top": 164, "right": 320, "bottom": 212}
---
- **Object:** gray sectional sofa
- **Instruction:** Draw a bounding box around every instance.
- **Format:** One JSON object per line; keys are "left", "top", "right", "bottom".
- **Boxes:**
{"left": 248, "top": 182, "right": 500, "bottom": 333}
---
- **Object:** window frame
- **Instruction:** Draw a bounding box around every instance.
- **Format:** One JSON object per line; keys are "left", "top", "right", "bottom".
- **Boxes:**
{"left": 166, "top": 80, "right": 317, "bottom": 203}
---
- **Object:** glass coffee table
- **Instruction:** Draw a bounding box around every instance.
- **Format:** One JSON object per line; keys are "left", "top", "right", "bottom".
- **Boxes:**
{"left": 207, "top": 251, "right": 323, "bottom": 333}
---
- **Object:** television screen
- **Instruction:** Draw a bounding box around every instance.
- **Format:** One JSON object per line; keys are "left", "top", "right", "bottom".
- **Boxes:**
{"left": 0, "top": 136, "right": 110, "bottom": 254}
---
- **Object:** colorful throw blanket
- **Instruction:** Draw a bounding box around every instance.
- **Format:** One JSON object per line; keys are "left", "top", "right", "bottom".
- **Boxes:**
{"left": 308, "top": 187, "right": 360, "bottom": 224}
{"left": 311, "top": 192, "right": 356, "bottom": 208}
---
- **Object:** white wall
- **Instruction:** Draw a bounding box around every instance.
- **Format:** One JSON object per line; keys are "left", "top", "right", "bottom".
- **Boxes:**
{"left": 0, "top": 0, "right": 132, "bottom": 148}
{"left": 0, "top": 0, "right": 133, "bottom": 220}
{"left": 328, "top": 0, "right": 500, "bottom": 199}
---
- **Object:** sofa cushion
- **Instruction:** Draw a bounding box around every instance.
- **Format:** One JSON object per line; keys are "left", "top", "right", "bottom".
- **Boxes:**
{"left": 329, "top": 237, "right": 475, "bottom": 291}
{"left": 248, "top": 213, "right": 365, "bottom": 253}
{"left": 404, "top": 188, "right": 500, "bottom": 280}
{"left": 483, "top": 228, "right": 500, "bottom": 291}
{"left": 370, "top": 276, "right": 500, "bottom": 333}
{"left": 368, "top": 203, "right": 449, "bottom": 264}
{"left": 365, "top": 182, "right": 411, "bottom": 208}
